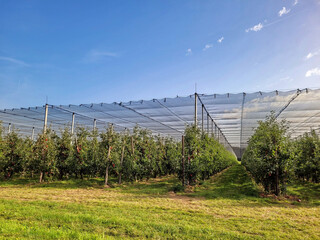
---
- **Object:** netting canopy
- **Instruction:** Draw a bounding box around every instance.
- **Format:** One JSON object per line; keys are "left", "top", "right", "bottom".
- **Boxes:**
{"left": 1, "top": 88, "right": 320, "bottom": 158}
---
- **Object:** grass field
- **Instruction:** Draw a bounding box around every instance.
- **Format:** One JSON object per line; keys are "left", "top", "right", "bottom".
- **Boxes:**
{"left": 0, "top": 164, "right": 319, "bottom": 239}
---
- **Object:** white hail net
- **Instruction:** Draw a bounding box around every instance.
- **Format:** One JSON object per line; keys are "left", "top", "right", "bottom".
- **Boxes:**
{"left": 1, "top": 88, "right": 320, "bottom": 158}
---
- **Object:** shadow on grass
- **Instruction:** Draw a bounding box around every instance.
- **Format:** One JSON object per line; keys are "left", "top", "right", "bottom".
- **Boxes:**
{"left": 1, "top": 166, "right": 319, "bottom": 206}
{"left": 119, "top": 176, "right": 179, "bottom": 195}
{"left": 0, "top": 166, "right": 260, "bottom": 199}
{"left": 0, "top": 175, "right": 179, "bottom": 194}
{"left": 287, "top": 181, "right": 320, "bottom": 205}
{"left": 0, "top": 177, "right": 105, "bottom": 189}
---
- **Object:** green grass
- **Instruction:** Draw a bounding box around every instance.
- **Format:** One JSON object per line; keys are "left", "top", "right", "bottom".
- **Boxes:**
{"left": 287, "top": 180, "right": 320, "bottom": 205}
{"left": 0, "top": 164, "right": 319, "bottom": 239}
{"left": 188, "top": 164, "right": 260, "bottom": 199}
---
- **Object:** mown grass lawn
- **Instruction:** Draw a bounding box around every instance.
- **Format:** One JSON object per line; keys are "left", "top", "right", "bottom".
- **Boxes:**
{"left": 0, "top": 164, "right": 319, "bottom": 239}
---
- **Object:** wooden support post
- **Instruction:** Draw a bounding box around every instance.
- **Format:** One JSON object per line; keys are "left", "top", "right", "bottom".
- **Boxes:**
{"left": 8, "top": 123, "right": 11, "bottom": 134}
{"left": 211, "top": 119, "right": 214, "bottom": 137}
{"left": 93, "top": 119, "right": 97, "bottom": 131}
{"left": 240, "top": 92, "right": 246, "bottom": 159}
{"left": 43, "top": 104, "right": 48, "bottom": 134}
{"left": 105, "top": 145, "right": 112, "bottom": 186}
{"left": 181, "top": 135, "right": 185, "bottom": 186}
{"left": 194, "top": 93, "right": 197, "bottom": 126}
{"left": 131, "top": 136, "right": 135, "bottom": 154}
{"left": 31, "top": 127, "right": 35, "bottom": 140}
{"left": 71, "top": 113, "right": 75, "bottom": 135}
{"left": 207, "top": 114, "right": 209, "bottom": 135}
{"left": 119, "top": 138, "right": 126, "bottom": 184}
{"left": 41, "top": 103, "right": 48, "bottom": 184}
{"left": 201, "top": 104, "right": 204, "bottom": 133}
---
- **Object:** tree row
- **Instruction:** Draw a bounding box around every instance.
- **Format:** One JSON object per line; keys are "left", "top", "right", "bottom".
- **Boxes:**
{"left": 242, "top": 113, "right": 320, "bottom": 196}
{"left": 0, "top": 123, "right": 237, "bottom": 186}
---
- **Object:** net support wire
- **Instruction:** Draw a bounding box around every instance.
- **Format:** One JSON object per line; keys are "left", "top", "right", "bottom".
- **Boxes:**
{"left": 117, "top": 101, "right": 183, "bottom": 136}
{"left": 49, "top": 104, "right": 127, "bottom": 134}
{"left": 196, "top": 93, "right": 234, "bottom": 153}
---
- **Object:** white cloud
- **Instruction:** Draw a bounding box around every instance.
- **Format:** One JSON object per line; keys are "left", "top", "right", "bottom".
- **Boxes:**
{"left": 305, "top": 50, "right": 319, "bottom": 60}
{"left": 0, "top": 56, "right": 29, "bottom": 66}
{"left": 305, "top": 67, "right": 320, "bottom": 77}
{"left": 279, "top": 7, "right": 291, "bottom": 17}
{"left": 84, "top": 50, "right": 118, "bottom": 62}
{"left": 293, "top": 0, "right": 298, "bottom": 6}
{"left": 186, "top": 48, "right": 192, "bottom": 56}
{"left": 202, "top": 44, "right": 213, "bottom": 51}
{"left": 245, "top": 23, "right": 263, "bottom": 32}
{"left": 217, "top": 37, "right": 224, "bottom": 43}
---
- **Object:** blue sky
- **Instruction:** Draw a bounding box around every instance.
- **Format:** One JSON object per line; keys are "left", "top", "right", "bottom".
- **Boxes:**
{"left": 0, "top": 0, "right": 320, "bottom": 108}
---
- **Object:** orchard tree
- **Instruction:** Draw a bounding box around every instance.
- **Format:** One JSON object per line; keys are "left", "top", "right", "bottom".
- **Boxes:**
{"left": 22, "top": 137, "right": 34, "bottom": 177}
{"left": 0, "top": 122, "right": 5, "bottom": 177}
{"left": 154, "top": 136, "right": 165, "bottom": 177}
{"left": 180, "top": 125, "right": 236, "bottom": 185}
{"left": 88, "top": 129, "right": 101, "bottom": 177}
{"left": 242, "top": 113, "right": 293, "bottom": 195}
{"left": 184, "top": 125, "right": 201, "bottom": 184}
{"left": 294, "top": 130, "right": 320, "bottom": 183}
{"left": 162, "top": 137, "right": 180, "bottom": 175}
{"left": 136, "top": 128, "right": 154, "bottom": 180}
{"left": 56, "top": 128, "right": 73, "bottom": 179}
{"left": 100, "top": 124, "right": 120, "bottom": 186}
{"left": 118, "top": 130, "right": 130, "bottom": 184}
{"left": 120, "top": 131, "right": 137, "bottom": 182}
{"left": 129, "top": 126, "right": 143, "bottom": 181}
{"left": 33, "top": 129, "right": 57, "bottom": 182}
{"left": 1, "top": 129, "right": 24, "bottom": 179}
{"left": 72, "top": 127, "right": 90, "bottom": 179}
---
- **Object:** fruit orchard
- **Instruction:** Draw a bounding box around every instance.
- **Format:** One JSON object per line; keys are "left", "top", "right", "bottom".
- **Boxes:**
{"left": 0, "top": 122, "right": 237, "bottom": 186}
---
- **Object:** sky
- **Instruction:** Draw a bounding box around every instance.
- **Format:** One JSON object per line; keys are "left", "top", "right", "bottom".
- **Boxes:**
{"left": 0, "top": 0, "right": 320, "bottom": 109}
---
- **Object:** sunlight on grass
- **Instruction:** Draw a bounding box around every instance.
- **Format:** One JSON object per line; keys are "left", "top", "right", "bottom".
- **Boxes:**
{"left": 0, "top": 165, "right": 319, "bottom": 239}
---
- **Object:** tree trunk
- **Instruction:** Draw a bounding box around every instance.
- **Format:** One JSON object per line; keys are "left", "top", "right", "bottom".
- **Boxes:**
{"left": 275, "top": 146, "right": 280, "bottom": 196}
{"left": 187, "top": 154, "right": 191, "bottom": 185}
{"left": 39, "top": 171, "right": 43, "bottom": 183}
{"left": 104, "top": 146, "right": 112, "bottom": 186}
{"left": 275, "top": 167, "right": 279, "bottom": 196}
{"left": 105, "top": 165, "right": 109, "bottom": 186}
{"left": 118, "top": 173, "right": 121, "bottom": 184}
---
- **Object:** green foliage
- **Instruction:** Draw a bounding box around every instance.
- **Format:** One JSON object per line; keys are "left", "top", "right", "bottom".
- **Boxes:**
{"left": 88, "top": 129, "right": 100, "bottom": 177}
{"left": 242, "top": 112, "right": 293, "bottom": 195}
{"left": 0, "top": 122, "right": 236, "bottom": 185}
{"left": 32, "top": 129, "right": 57, "bottom": 181}
{"left": 1, "top": 128, "right": 25, "bottom": 179}
{"left": 293, "top": 130, "right": 320, "bottom": 183}
{"left": 162, "top": 137, "right": 181, "bottom": 175}
{"left": 55, "top": 128, "right": 73, "bottom": 179}
{"left": 182, "top": 125, "right": 237, "bottom": 185}
{"left": 21, "top": 137, "right": 34, "bottom": 176}
{"left": 72, "top": 127, "right": 90, "bottom": 179}
{"left": 0, "top": 123, "right": 5, "bottom": 176}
